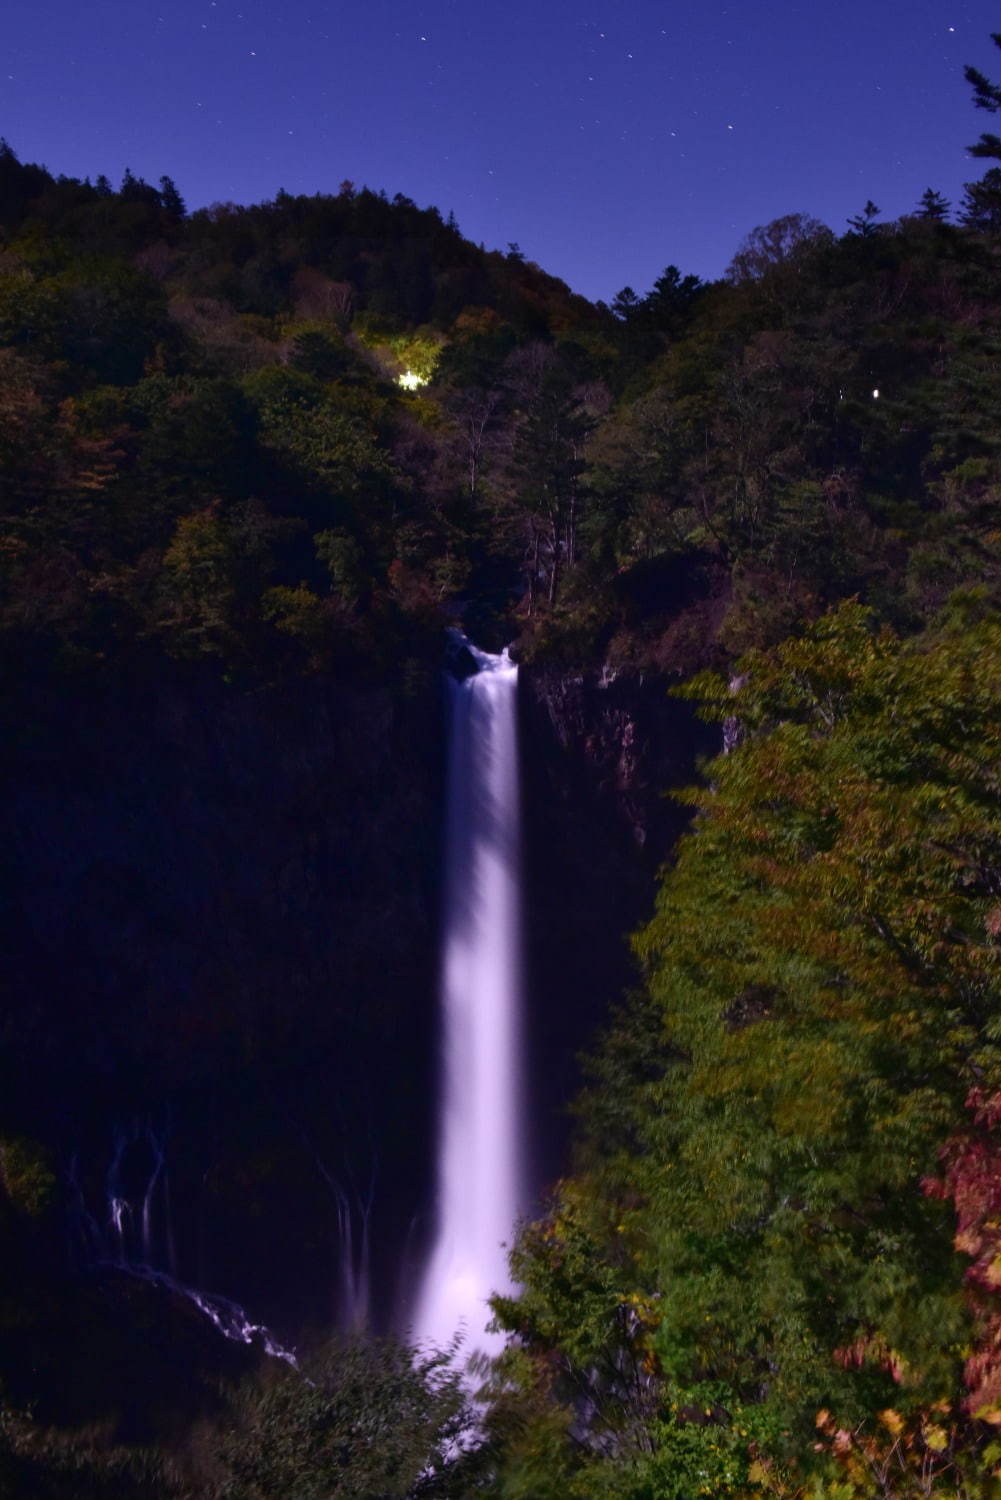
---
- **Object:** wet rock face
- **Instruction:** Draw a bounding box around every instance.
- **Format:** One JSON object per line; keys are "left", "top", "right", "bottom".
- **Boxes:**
{"left": 519, "top": 667, "right": 718, "bottom": 1186}
{"left": 522, "top": 668, "right": 709, "bottom": 847}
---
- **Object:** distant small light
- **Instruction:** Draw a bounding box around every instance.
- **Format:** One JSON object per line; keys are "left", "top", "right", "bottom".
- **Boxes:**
{"left": 398, "top": 370, "right": 427, "bottom": 391}
{"left": 872, "top": 388, "right": 880, "bottom": 399}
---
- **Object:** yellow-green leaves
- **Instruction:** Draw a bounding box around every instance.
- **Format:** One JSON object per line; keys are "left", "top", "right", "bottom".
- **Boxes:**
{"left": 503, "top": 603, "right": 1001, "bottom": 1493}
{"left": 0, "top": 1136, "right": 55, "bottom": 1218}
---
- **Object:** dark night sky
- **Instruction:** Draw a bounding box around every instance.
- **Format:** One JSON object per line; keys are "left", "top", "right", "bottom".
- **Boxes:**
{"left": 3, "top": 0, "right": 999, "bottom": 300}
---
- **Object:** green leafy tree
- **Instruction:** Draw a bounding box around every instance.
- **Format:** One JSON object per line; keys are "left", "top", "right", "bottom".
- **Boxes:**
{"left": 216, "top": 1339, "right": 485, "bottom": 1499}
{"left": 289, "top": 328, "right": 352, "bottom": 381}
{"left": 495, "top": 604, "right": 1001, "bottom": 1495}
{"left": 725, "top": 213, "right": 834, "bottom": 283}
{"left": 502, "top": 342, "right": 601, "bottom": 611}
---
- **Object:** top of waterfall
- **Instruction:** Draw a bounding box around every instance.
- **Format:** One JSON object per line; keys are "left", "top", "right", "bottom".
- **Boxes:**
{"left": 446, "top": 629, "right": 517, "bottom": 675}
{"left": 468, "top": 644, "right": 516, "bottom": 673}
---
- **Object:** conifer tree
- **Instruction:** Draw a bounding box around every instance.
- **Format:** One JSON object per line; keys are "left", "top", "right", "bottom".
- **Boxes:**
{"left": 965, "top": 32, "right": 1001, "bottom": 159}
{"left": 917, "top": 186, "right": 950, "bottom": 220}
{"left": 847, "top": 198, "right": 880, "bottom": 235}
{"left": 960, "top": 166, "right": 1001, "bottom": 231}
{"left": 158, "top": 175, "right": 185, "bottom": 219}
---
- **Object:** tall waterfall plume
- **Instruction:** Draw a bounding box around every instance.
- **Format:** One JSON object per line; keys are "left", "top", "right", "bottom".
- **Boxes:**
{"left": 415, "top": 638, "right": 525, "bottom": 1352}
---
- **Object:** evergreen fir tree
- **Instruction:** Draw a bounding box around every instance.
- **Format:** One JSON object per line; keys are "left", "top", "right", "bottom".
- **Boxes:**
{"left": 960, "top": 166, "right": 1001, "bottom": 232}
{"left": 965, "top": 32, "right": 1001, "bottom": 159}
{"left": 847, "top": 199, "right": 880, "bottom": 235}
{"left": 158, "top": 175, "right": 185, "bottom": 219}
{"left": 917, "top": 186, "right": 950, "bottom": 220}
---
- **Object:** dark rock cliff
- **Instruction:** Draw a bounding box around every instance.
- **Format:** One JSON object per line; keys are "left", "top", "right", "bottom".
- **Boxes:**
{"left": 1, "top": 666, "right": 444, "bottom": 1340}
{"left": 520, "top": 666, "right": 717, "bottom": 1189}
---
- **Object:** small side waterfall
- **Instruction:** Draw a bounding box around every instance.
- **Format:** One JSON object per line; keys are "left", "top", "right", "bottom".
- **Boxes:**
{"left": 68, "top": 1123, "right": 299, "bottom": 1368}
{"left": 415, "top": 640, "right": 525, "bottom": 1352}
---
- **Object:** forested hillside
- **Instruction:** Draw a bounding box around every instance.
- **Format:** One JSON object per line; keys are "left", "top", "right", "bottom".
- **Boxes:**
{"left": 3, "top": 136, "right": 1001, "bottom": 689}
{"left": 4, "top": 61, "right": 1001, "bottom": 1494}
{"left": 492, "top": 605, "right": 1001, "bottom": 1497}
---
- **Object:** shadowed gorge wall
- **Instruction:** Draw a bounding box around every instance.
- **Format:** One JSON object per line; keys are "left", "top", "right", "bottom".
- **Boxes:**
{"left": 1, "top": 667, "right": 444, "bottom": 1337}
{"left": 521, "top": 668, "right": 718, "bottom": 1192}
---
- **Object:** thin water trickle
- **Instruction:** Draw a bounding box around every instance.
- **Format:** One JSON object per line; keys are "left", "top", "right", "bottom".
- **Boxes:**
{"left": 69, "top": 1124, "right": 299, "bottom": 1367}
{"left": 415, "top": 639, "right": 525, "bottom": 1353}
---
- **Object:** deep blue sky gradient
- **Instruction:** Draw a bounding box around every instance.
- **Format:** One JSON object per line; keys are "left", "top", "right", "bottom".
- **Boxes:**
{"left": 3, "top": 0, "right": 998, "bottom": 300}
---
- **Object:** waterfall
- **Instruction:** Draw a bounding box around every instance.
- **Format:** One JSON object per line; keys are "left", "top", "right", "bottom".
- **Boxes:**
{"left": 415, "top": 639, "right": 525, "bottom": 1353}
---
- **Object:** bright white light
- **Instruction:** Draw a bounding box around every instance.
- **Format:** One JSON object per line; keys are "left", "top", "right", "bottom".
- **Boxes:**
{"left": 872, "top": 388, "right": 880, "bottom": 399}
{"left": 398, "top": 369, "right": 427, "bottom": 391}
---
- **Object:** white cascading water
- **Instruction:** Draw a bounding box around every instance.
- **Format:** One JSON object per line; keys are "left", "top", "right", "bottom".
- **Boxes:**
{"left": 415, "top": 639, "right": 524, "bottom": 1353}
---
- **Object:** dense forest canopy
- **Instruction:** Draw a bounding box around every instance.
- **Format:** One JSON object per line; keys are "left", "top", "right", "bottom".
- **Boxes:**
{"left": 491, "top": 604, "right": 1001, "bottom": 1497}
{"left": 5, "top": 36, "right": 1001, "bottom": 1492}
{"left": 2, "top": 125, "right": 1001, "bottom": 687}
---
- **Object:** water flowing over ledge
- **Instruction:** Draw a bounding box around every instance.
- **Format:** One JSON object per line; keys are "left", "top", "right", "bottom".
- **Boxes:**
{"left": 414, "top": 638, "right": 525, "bottom": 1353}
